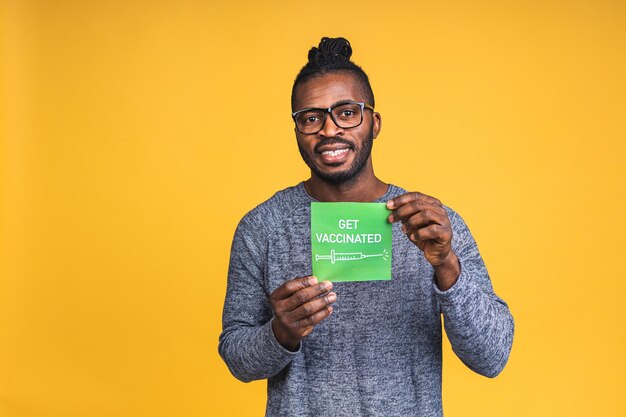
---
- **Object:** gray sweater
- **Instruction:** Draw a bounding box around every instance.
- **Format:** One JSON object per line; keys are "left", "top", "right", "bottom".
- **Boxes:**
{"left": 218, "top": 183, "right": 514, "bottom": 416}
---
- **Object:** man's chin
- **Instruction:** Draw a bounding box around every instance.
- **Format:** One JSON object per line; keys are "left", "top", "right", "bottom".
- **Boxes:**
{"left": 311, "top": 166, "right": 362, "bottom": 185}
{"left": 299, "top": 143, "right": 372, "bottom": 185}
{"left": 320, "top": 161, "right": 347, "bottom": 168}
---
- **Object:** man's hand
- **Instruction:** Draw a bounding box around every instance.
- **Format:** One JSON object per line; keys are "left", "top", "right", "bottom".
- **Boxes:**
{"left": 387, "top": 192, "right": 460, "bottom": 290}
{"left": 270, "top": 276, "right": 336, "bottom": 351}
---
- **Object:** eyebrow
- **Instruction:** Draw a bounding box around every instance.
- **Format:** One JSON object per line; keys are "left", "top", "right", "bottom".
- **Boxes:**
{"left": 329, "top": 99, "right": 359, "bottom": 108}
{"left": 296, "top": 99, "right": 360, "bottom": 112}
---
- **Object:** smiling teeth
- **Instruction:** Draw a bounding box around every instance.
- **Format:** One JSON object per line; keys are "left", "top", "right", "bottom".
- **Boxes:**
{"left": 322, "top": 149, "right": 349, "bottom": 156}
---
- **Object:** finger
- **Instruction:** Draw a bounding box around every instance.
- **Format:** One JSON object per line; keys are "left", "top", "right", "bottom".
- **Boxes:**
{"left": 271, "top": 276, "right": 318, "bottom": 302}
{"left": 409, "top": 224, "right": 451, "bottom": 243}
{"left": 283, "top": 280, "right": 333, "bottom": 312}
{"left": 386, "top": 192, "right": 441, "bottom": 211}
{"left": 390, "top": 199, "right": 445, "bottom": 224}
{"left": 387, "top": 193, "right": 442, "bottom": 223}
{"left": 294, "top": 305, "right": 334, "bottom": 330}
{"left": 401, "top": 210, "right": 448, "bottom": 232}
{"left": 289, "top": 292, "right": 337, "bottom": 321}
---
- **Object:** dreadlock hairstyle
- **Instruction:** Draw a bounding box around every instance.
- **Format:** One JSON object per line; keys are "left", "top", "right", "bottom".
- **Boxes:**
{"left": 291, "top": 37, "right": 375, "bottom": 110}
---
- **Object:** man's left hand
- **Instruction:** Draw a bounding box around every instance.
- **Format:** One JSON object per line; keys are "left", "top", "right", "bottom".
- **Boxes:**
{"left": 387, "top": 192, "right": 461, "bottom": 290}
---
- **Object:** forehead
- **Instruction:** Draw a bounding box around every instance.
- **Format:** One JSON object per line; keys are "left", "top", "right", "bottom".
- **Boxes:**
{"left": 293, "top": 72, "right": 367, "bottom": 110}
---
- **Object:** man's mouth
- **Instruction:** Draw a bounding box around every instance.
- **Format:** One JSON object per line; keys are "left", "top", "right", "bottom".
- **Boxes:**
{"left": 317, "top": 146, "right": 351, "bottom": 164}
{"left": 321, "top": 148, "right": 349, "bottom": 157}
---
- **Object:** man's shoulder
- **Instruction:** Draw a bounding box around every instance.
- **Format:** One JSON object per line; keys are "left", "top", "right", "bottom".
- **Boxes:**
{"left": 236, "top": 182, "right": 310, "bottom": 236}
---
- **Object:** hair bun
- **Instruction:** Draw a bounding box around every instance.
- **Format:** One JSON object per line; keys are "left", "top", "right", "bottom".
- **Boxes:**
{"left": 307, "top": 37, "right": 352, "bottom": 66}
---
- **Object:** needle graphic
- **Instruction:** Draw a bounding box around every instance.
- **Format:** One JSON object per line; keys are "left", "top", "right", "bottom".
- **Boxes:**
{"left": 315, "top": 249, "right": 389, "bottom": 264}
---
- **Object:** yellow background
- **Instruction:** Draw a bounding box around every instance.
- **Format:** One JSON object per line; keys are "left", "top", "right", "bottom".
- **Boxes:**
{"left": 2, "top": 1, "right": 625, "bottom": 416}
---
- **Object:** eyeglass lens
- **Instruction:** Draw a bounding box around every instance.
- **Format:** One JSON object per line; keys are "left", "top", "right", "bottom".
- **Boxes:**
{"left": 295, "top": 103, "right": 363, "bottom": 133}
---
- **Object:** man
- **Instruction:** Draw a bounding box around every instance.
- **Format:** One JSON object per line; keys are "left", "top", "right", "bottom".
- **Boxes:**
{"left": 218, "top": 36, "right": 514, "bottom": 416}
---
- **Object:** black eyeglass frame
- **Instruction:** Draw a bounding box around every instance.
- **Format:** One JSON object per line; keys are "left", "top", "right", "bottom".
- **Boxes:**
{"left": 291, "top": 101, "right": 375, "bottom": 134}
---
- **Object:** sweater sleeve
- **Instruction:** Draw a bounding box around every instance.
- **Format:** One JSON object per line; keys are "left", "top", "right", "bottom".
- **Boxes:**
{"left": 218, "top": 215, "right": 300, "bottom": 382}
{"left": 433, "top": 209, "right": 514, "bottom": 378}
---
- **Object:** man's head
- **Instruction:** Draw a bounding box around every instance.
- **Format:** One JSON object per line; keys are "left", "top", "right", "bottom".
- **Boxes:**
{"left": 291, "top": 37, "right": 375, "bottom": 111}
{"left": 291, "top": 37, "right": 381, "bottom": 186}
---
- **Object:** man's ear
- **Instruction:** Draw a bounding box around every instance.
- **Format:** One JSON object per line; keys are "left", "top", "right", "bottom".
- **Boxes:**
{"left": 373, "top": 112, "right": 382, "bottom": 139}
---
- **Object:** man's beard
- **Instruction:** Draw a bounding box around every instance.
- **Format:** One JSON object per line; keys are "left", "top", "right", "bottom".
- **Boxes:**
{"left": 297, "top": 127, "right": 374, "bottom": 185}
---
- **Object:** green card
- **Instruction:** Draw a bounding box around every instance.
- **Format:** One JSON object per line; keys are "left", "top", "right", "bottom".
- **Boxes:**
{"left": 311, "top": 202, "right": 392, "bottom": 282}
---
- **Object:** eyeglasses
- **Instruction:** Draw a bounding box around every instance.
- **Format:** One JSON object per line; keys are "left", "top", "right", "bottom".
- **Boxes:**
{"left": 291, "top": 101, "right": 374, "bottom": 134}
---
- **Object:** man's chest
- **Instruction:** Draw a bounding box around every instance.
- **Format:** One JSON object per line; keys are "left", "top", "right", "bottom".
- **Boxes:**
{"left": 262, "top": 211, "right": 436, "bottom": 309}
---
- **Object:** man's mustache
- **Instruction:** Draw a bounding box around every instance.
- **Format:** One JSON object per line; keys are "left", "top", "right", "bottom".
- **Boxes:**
{"left": 314, "top": 137, "right": 354, "bottom": 153}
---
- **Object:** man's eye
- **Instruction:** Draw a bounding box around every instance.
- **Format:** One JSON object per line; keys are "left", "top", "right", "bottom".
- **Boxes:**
{"left": 300, "top": 114, "right": 320, "bottom": 124}
{"left": 340, "top": 110, "right": 355, "bottom": 117}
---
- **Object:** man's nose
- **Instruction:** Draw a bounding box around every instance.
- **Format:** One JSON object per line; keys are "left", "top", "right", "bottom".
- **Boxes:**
{"left": 318, "top": 112, "right": 343, "bottom": 137}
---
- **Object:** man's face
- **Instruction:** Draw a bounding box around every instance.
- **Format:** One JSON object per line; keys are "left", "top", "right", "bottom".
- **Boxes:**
{"left": 292, "top": 72, "right": 381, "bottom": 185}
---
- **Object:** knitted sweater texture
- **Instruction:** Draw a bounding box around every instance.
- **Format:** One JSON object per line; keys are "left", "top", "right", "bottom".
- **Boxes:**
{"left": 219, "top": 183, "right": 514, "bottom": 416}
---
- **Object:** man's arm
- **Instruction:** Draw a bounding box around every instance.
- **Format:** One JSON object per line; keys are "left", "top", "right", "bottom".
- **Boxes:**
{"left": 218, "top": 216, "right": 297, "bottom": 382}
{"left": 218, "top": 215, "right": 335, "bottom": 382}
{"left": 387, "top": 193, "right": 514, "bottom": 377}
{"left": 434, "top": 208, "right": 514, "bottom": 377}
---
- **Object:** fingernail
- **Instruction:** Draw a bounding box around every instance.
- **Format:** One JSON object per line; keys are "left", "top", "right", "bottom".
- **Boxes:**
{"left": 309, "top": 276, "right": 318, "bottom": 285}
{"left": 387, "top": 214, "right": 394, "bottom": 223}
{"left": 323, "top": 280, "right": 333, "bottom": 290}
{"left": 327, "top": 292, "right": 337, "bottom": 302}
{"left": 386, "top": 201, "right": 394, "bottom": 209}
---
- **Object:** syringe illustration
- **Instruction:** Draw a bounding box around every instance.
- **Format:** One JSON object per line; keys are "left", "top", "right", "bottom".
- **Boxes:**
{"left": 315, "top": 249, "right": 389, "bottom": 264}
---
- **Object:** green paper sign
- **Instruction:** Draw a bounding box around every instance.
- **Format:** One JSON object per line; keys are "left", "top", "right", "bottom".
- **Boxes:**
{"left": 311, "top": 202, "right": 392, "bottom": 282}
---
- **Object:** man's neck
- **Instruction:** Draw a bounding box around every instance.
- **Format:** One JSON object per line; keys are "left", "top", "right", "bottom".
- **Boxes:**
{"left": 304, "top": 169, "right": 388, "bottom": 202}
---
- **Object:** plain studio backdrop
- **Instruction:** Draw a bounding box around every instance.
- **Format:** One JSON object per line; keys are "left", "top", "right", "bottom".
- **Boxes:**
{"left": 1, "top": 1, "right": 625, "bottom": 416}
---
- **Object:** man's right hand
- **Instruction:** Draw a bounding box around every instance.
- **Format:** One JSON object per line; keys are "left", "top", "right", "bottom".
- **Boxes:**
{"left": 270, "top": 276, "right": 336, "bottom": 351}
